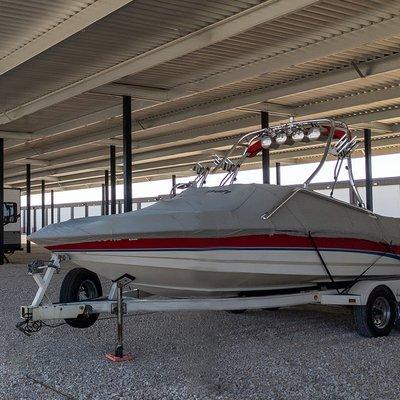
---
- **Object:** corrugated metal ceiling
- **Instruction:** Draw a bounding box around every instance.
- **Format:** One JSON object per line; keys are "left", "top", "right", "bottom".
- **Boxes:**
{"left": 0, "top": 0, "right": 264, "bottom": 112}
{"left": 2, "top": 0, "right": 400, "bottom": 190}
{"left": 0, "top": 0, "right": 95, "bottom": 60}
{"left": 119, "top": 0, "right": 400, "bottom": 88}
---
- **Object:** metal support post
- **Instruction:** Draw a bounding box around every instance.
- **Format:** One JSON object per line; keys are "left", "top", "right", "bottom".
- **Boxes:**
{"left": 101, "top": 184, "right": 105, "bottom": 215}
{"left": 172, "top": 174, "right": 177, "bottom": 197}
{"left": 41, "top": 180, "right": 45, "bottom": 228}
{"left": 276, "top": 162, "right": 281, "bottom": 185}
{"left": 104, "top": 170, "right": 109, "bottom": 215}
{"left": 110, "top": 145, "right": 116, "bottom": 214}
{"left": 261, "top": 111, "right": 270, "bottom": 184}
{"left": 26, "top": 164, "right": 31, "bottom": 253}
{"left": 364, "top": 128, "right": 373, "bottom": 211}
{"left": 50, "top": 190, "right": 54, "bottom": 224}
{"left": 123, "top": 96, "right": 132, "bottom": 212}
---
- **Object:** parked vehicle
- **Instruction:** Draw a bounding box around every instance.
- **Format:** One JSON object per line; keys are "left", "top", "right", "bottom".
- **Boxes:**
{"left": 3, "top": 188, "right": 22, "bottom": 254}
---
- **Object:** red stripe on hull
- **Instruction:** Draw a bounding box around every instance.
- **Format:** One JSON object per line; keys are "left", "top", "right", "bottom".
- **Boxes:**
{"left": 46, "top": 234, "right": 400, "bottom": 255}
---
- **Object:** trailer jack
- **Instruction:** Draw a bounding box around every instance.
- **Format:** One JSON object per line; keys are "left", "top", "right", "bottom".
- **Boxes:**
{"left": 106, "top": 274, "right": 135, "bottom": 363}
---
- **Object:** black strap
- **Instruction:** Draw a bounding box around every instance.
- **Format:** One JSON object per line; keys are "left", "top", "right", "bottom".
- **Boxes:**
{"left": 340, "top": 241, "right": 395, "bottom": 294}
{"left": 308, "top": 232, "right": 339, "bottom": 294}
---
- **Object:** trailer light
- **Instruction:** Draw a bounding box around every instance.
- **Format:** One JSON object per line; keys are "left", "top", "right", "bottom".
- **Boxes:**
{"left": 261, "top": 135, "right": 272, "bottom": 149}
{"left": 275, "top": 132, "right": 287, "bottom": 145}
{"left": 291, "top": 129, "right": 305, "bottom": 142}
{"left": 306, "top": 127, "right": 321, "bottom": 141}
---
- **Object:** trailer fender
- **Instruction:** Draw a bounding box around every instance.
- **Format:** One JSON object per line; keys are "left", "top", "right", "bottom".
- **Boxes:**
{"left": 348, "top": 280, "right": 400, "bottom": 305}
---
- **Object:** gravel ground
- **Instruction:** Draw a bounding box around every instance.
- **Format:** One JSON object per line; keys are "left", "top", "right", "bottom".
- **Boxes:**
{"left": 1, "top": 263, "right": 400, "bottom": 400}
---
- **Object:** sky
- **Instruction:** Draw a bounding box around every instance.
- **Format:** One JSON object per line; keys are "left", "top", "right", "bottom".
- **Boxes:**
{"left": 22, "top": 153, "right": 400, "bottom": 207}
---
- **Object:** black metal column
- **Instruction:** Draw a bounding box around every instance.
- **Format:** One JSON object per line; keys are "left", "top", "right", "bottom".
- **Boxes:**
{"left": 104, "top": 170, "right": 109, "bottom": 215}
{"left": 276, "top": 162, "right": 281, "bottom": 185}
{"left": 26, "top": 164, "right": 31, "bottom": 253}
{"left": 123, "top": 96, "right": 132, "bottom": 212}
{"left": 50, "top": 190, "right": 54, "bottom": 224}
{"left": 261, "top": 111, "right": 270, "bottom": 184}
{"left": 0, "top": 138, "right": 3, "bottom": 265}
{"left": 172, "top": 174, "right": 177, "bottom": 197}
{"left": 110, "top": 145, "right": 116, "bottom": 214}
{"left": 364, "top": 128, "right": 373, "bottom": 211}
{"left": 41, "top": 179, "right": 45, "bottom": 228}
{"left": 101, "top": 184, "right": 105, "bottom": 215}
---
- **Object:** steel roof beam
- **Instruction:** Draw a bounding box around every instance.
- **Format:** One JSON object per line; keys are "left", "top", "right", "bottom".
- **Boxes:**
{"left": 5, "top": 138, "right": 238, "bottom": 183}
{"left": 178, "top": 15, "right": 400, "bottom": 93}
{"left": 4, "top": 113, "right": 260, "bottom": 164}
{"left": 7, "top": 124, "right": 399, "bottom": 186}
{"left": 0, "top": 0, "right": 135, "bottom": 77}
{"left": 10, "top": 158, "right": 50, "bottom": 167}
{"left": 0, "top": 131, "right": 33, "bottom": 140}
{"left": 6, "top": 51, "right": 400, "bottom": 159}
{"left": 17, "top": 135, "right": 400, "bottom": 192}
{"left": 295, "top": 86, "right": 400, "bottom": 121}
{"left": 90, "top": 83, "right": 191, "bottom": 101}
{"left": 5, "top": 104, "right": 399, "bottom": 178}
{"left": 7, "top": 154, "right": 210, "bottom": 185}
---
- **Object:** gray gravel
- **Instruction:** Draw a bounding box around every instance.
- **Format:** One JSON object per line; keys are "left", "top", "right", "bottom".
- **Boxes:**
{"left": 1, "top": 263, "right": 400, "bottom": 399}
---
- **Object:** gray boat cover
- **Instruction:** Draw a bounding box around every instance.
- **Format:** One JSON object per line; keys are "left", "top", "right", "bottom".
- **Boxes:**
{"left": 30, "top": 184, "right": 400, "bottom": 246}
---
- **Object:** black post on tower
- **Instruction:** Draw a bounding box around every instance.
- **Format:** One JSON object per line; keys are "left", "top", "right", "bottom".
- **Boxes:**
{"left": 261, "top": 111, "right": 270, "bottom": 184}
{"left": 275, "top": 162, "right": 281, "bottom": 185}
{"left": 0, "top": 138, "right": 4, "bottom": 265}
{"left": 50, "top": 190, "right": 54, "bottom": 224}
{"left": 110, "top": 145, "right": 117, "bottom": 214}
{"left": 104, "top": 170, "right": 109, "bottom": 215}
{"left": 364, "top": 128, "right": 373, "bottom": 211}
{"left": 26, "top": 164, "right": 31, "bottom": 253}
{"left": 171, "top": 174, "right": 177, "bottom": 197}
{"left": 41, "top": 179, "right": 45, "bottom": 228}
{"left": 123, "top": 96, "right": 132, "bottom": 212}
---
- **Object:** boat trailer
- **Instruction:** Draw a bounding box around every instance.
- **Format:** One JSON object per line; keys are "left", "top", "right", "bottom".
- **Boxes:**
{"left": 18, "top": 254, "right": 400, "bottom": 361}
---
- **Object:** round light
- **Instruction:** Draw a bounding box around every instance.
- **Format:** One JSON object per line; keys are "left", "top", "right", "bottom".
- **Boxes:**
{"left": 261, "top": 135, "right": 272, "bottom": 149}
{"left": 291, "top": 129, "right": 305, "bottom": 142}
{"left": 275, "top": 132, "right": 287, "bottom": 145}
{"left": 307, "top": 127, "right": 321, "bottom": 141}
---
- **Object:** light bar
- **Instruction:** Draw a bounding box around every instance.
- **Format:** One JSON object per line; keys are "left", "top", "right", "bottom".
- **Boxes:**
{"left": 261, "top": 135, "right": 272, "bottom": 149}
{"left": 291, "top": 129, "right": 305, "bottom": 142}
{"left": 275, "top": 132, "right": 287, "bottom": 145}
{"left": 306, "top": 126, "right": 321, "bottom": 141}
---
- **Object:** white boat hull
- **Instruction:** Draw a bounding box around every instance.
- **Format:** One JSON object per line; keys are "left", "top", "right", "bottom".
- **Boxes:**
{"left": 60, "top": 248, "right": 400, "bottom": 297}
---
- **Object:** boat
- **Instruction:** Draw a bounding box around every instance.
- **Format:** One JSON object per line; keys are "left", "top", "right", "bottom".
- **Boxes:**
{"left": 30, "top": 119, "right": 400, "bottom": 298}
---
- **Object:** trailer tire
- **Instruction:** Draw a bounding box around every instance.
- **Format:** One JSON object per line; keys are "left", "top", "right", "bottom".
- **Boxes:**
{"left": 353, "top": 285, "right": 396, "bottom": 337}
{"left": 60, "top": 268, "right": 103, "bottom": 329}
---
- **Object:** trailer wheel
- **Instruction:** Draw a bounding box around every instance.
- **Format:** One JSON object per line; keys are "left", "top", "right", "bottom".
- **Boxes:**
{"left": 353, "top": 285, "right": 396, "bottom": 337}
{"left": 60, "top": 268, "right": 103, "bottom": 329}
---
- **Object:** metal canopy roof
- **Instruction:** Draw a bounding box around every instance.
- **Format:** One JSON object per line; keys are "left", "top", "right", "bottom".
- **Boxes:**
{"left": 1, "top": 0, "right": 400, "bottom": 193}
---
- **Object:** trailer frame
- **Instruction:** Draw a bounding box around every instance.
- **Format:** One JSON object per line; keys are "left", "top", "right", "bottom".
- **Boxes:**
{"left": 18, "top": 254, "right": 400, "bottom": 361}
